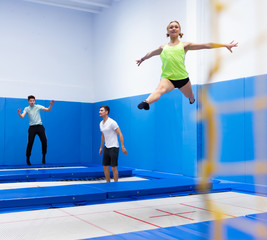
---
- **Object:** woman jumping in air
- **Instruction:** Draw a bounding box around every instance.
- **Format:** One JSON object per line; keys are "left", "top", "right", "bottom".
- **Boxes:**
{"left": 136, "top": 20, "right": 238, "bottom": 110}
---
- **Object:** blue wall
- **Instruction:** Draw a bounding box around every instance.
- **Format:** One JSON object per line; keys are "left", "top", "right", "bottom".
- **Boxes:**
{"left": 0, "top": 98, "right": 5, "bottom": 164}
{"left": 1, "top": 74, "right": 267, "bottom": 185}
{"left": 92, "top": 86, "right": 198, "bottom": 177}
{"left": 203, "top": 74, "right": 267, "bottom": 184}
{"left": 91, "top": 74, "right": 267, "bottom": 183}
{"left": 0, "top": 98, "right": 92, "bottom": 165}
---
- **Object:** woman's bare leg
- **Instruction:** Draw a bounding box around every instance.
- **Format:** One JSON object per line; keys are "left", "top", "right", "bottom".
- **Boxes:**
{"left": 146, "top": 78, "right": 175, "bottom": 104}
{"left": 179, "top": 80, "right": 195, "bottom": 103}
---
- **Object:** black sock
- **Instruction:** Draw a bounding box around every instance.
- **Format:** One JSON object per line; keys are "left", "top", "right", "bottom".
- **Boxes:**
{"left": 138, "top": 101, "right": 150, "bottom": 110}
{"left": 27, "top": 157, "right": 31, "bottom": 166}
{"left": 42, "top": 155, "right": 46, "bottom": 164}
{"left": 189, "top": 98, "right": 195, "bottom": 104}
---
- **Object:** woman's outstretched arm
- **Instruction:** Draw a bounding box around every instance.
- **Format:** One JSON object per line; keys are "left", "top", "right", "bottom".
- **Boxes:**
{"left": 183, "top": 40, "right": 238, "bottom": 53}
{"left": 136, "top": 45, "right": 165, "bottom": 66}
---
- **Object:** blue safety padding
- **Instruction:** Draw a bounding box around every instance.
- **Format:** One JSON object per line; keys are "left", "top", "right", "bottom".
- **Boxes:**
{"left": 212, "top": 180, "right": 267, "bottom": 195}
{"left": 86, "top": 225, "right": 209, "bottom": 240}
{"left": 133, "top": 169, "right": 198, "bottom": 180}
{"left": 0, "top": 163, "right": 102, "bottom": 169}
{"left": 87, "top": 178, "right": 208, "bottom": 199}
{"left": 0, "top": 166, "right": 133, "bottom": 182}
{"left": 0, "top": 175, "right": 207, "bottom": 209}
{"left": 246, "top": 212, "right": 267, "bottom": 222}
{"left": 0, "top": 185, "right": 106, "bottom": 208}
{"left": 185, "top": 219, "right": 255, "bottom": 240}
{"left": 0, "top": 169, "right": 50, "bottom": 181}
{"left": 212, "top": 182, "right": 233, "bottom": 192}
{"left": 85, "top": 216, "right": 257, "bottom": 240}
{"left": 232, "top": 183, "right": 267, "bottom": 195}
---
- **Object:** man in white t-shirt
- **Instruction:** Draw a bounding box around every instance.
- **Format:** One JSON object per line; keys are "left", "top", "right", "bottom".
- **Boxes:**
{"left": 99, "top": 106, "right": 127, "bottom": 182}
{"left": 18, "top": 95, "right": 54, "bottom": 165}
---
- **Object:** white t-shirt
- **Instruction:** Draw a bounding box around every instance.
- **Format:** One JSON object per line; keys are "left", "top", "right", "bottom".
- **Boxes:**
{"left": 23, "top": 104, "right": 44, "bottom": 126}
{"left": 100, "top": 117, "right": 119, "bottom": 148}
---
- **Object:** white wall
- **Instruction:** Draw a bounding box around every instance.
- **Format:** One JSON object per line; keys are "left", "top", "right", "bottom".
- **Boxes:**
{"left": 92, "top": 0, "right": 188, "bottom": 102}
{"left": 1, "top": 0, "right": 266, "bottom": 103}
{"left": 196, "top": 0, "right": 267, "bottom": 84}
{"left": 0, "top": 0, "right": 94, "bottom": 102}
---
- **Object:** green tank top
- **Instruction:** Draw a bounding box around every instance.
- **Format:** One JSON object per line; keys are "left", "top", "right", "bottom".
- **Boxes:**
{"left": 160, "top": 41, "right": 188, "bottom": 80}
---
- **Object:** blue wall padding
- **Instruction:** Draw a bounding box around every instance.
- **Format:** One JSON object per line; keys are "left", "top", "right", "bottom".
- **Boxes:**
{"left": 4, "top": 98, "right": 30, "bottom": 165}
{"left": 206, "top": 78, "right": 246, "bottom": 183}
{"left": 92, "top": 86, "right": 198, "bottom": 177}
{"left": 202, "top": 74, "right": 267, "bottom": 184}
{"left": 1, "top": 74, "right": 267, "bottom": 185}
{"left": 45, "top": 100, "right": 82, "bottom": 164}
{"left": 92, "top": 94, "right": 158, "bottom": 170}
{"left": 0, "top": 98, "right": 93, "bottom": 165}
{"left": 80, "top": 103, "right": 93, "bottom": 163}
{"left": 0, "top": 98, "right": 5, "bottom": 164}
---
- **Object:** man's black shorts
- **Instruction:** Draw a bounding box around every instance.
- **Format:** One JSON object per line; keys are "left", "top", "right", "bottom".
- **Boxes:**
{"left": 102, "top": 147, "right": 119, "bottom": 167}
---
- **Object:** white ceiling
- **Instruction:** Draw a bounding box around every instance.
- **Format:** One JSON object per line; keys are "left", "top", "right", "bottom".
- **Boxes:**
{"left": 23, "top": 0, "right": 120, "bottom": 14}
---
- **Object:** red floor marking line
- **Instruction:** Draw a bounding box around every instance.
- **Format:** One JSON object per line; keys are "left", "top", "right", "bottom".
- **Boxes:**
{"left": 150, "top": 209, "right": 195, "bottom": 221}
{"left": 60, "top": 209, "right": 114, "bottom": 235}
{"left": 61, "top": 204, "right": 184, "bottom": 217}
{"left": 66, "top": 203, "right": 189, "bottom": 217}
{"left": 180, "top": 203, "right": 236, "bottom": 218}
{"left": 113, "top": 210, "right": 162, "bottom": 228}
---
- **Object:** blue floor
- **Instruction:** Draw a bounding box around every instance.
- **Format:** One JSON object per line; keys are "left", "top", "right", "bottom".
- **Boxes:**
{"left": 0, "top": 165, "right": 266, "bottom": 239}
{"left": 0, "top": 166, "right": 203, "bottom": 209}
{"left": 85, "top": 215, "right": 262, "bottom": 240}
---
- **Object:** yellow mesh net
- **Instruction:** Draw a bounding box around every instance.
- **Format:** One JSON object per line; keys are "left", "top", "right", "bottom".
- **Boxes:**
{"left": 198, "top": 0, "right": 267, "bottom": 239}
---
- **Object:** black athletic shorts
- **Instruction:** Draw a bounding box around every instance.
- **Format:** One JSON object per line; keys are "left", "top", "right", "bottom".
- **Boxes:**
{"left": 102, "top": 147, "right": 119, "bottom": 167}
{"left": 168, "top": 77, "right": 189, "bottom": 89}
